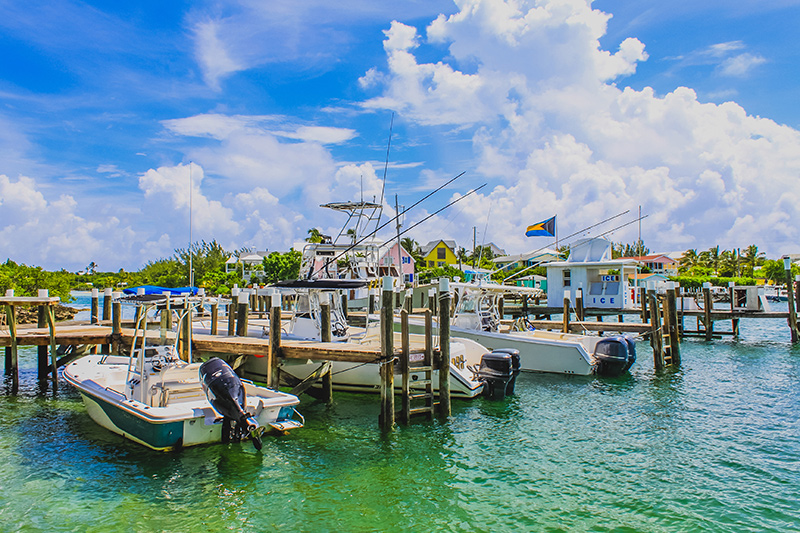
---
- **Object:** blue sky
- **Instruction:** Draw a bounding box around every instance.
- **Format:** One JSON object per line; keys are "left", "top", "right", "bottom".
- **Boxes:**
{"left": 1, "top": 0, "right": 799, "bottom": 271}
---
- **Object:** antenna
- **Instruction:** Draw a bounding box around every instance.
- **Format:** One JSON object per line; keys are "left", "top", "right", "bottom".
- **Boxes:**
{"left": 189, "top": 162, "right": 194, "bottom": 290}
{"left": 375, "top": 112, "right": 394, "bottom": 233}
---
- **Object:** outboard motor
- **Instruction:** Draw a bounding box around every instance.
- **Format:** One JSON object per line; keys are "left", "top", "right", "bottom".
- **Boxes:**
{"left": 475, "top": 351, "right": 514, "bottom": 400}
{"left": 490, "top": 348, "right": 521, "bottom": 395}
{"left": 199, "top": 357, "right": 263, "bottom": 450}
{"left": 593, "top": 336, "right": 635, "bottom": 377}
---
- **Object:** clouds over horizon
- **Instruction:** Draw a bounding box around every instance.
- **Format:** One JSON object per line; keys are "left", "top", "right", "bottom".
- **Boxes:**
{"left": 359, "top": 0, "right": 800, "bottom": 254}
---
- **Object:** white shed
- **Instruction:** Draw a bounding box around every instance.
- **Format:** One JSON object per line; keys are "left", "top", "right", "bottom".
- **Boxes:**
{"left": 546, "top": 238, "right": 640, "bottom": 309}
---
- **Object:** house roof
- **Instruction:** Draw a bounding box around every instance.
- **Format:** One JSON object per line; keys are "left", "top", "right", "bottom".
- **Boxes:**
{"left": 630, "top": 254, "right": 677, "bottom": 264}
{"left": 420, "top": 240, "right": 457, "bottom": 256}
{"left": 493, "top": 247, "right": 562, "bottom": 264}
{"left": 628, "top": 273, "right": 668, "bottom": 281}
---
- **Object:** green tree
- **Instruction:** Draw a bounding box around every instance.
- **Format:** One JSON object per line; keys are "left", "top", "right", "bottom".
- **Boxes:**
{"left": 262, "top": 249, "right": 302, "bottom": 284}
{"left": 742, "top": 245, "right": 765, "bottom": 277}
{"left": 306, "top": 228, "right": 324, "bottom": 243}
{"left": 679, "top": 249, "right": 698, "bottom": 273}
{"left": 759, "top": 259, "right": 799, "bottom": 284}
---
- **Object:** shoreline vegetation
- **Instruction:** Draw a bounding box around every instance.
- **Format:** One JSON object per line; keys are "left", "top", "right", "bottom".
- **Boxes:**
{"left": 1, "top": 240, "right": 795, "bottom": 318}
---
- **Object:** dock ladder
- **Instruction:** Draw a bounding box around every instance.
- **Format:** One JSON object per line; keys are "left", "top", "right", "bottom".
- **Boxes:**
{"left": 398, "top": 310, "right": 436, "bottom": 423}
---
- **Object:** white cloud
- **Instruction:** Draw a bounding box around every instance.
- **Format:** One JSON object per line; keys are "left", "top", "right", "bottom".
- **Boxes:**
{"left": 362, "top": 0, "right": 800, "bottom": 255}
{"left": 719, "top": 53, "right": 767, "bottom": 77}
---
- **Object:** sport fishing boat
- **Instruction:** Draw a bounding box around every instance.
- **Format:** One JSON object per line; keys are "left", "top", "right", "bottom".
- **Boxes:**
{"left": 238, "top": 279, "right": 492, "bottom": 398}
{"left": 63, "top": 294, "right": 303, "bottom": 451}
{"left": 407, "top": 281, "right": 636, "bottom": 377}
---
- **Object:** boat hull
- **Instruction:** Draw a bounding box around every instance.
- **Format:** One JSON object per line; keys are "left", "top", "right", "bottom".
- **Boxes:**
{"left": 64, "top": 355, "right": 302, "bottom": 451}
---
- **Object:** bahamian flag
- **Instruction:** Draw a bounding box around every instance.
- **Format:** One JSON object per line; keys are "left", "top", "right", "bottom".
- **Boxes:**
{"left": 525, "top": 216, "right": 556, "bottom": 237}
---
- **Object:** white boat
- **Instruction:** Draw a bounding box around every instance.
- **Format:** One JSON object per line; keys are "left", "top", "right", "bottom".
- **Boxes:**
{"left": 237, "top": 279, "right": 490, "bottom": 398}
{"left": 406, "top": 281, "right": 636, "bottom": 377}
{"left": 63, "top": 294, "right": 303, "bottom": 451}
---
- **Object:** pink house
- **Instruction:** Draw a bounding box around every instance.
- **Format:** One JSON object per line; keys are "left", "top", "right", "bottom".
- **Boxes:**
{"left": 379, "top": 242, "right": 416, "bottom": 284}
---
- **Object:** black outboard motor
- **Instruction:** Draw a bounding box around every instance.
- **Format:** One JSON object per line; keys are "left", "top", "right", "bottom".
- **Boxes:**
{"left": 199, "top": 357, "right": 263, "bottom": 450}
{"left": 490, "top": 348, "right": 521, "bottom": 395}
{"left": 476, "top": 351, "right": 514, "bottom": 400}
{"left": 593, "top": 336, "right": 636, "bottom": 377}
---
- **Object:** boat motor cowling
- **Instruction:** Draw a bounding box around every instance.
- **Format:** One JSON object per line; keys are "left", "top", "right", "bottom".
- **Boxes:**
{"left": 199, "top": 357, "right": 263, "bottom": 449}
{"left": 593, "top": 336, "right": 636, "bottom": 377}
{"left": 475, "top": 351, "right": 515, "bottom": 400}
{"left": 489, "top": 348, "right": 520, "bottom": 395}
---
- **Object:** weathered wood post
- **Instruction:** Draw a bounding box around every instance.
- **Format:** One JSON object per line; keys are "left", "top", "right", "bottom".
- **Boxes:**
{"left": 90, "top": 288, "right": 100, "bottom": 354}
{"left": 90, "top": 288, "right": 99, "bottom": 325}
{"left": 228, "top": 288, "right": 239, "bottom": 336}
{"left": 640, "top": 287, "right": 648, "bottom": 322}
{"left": 236, "top": 290, "right": 249, "bottom": 337}
{"left": 380, "top": 276, "right": 395, "bottom": 431}
{"left": 728, "top": 281, "right": 739, "bottom": 337}
{"left": 37, "top": 289, "right": 48, "bottom": 380}
{"left": 498, "top": 296, "right": 504, "bottom": 322}
{"left": 268, "top": 291, "right": 282, "bottom": 389}
{"left": 4, "top": 291, "right": 18, "bottom": 392}
{"left": 43, "top": 298, "right": 58, "bottom": 390}
{"left": 341, "top": 293, "right": 348, "bottom": 320}
{"left": 522, "top": 295, "right": 528, "bottom": 319}
{"left": 783, "top": 257, "right": 798, "bottom": 342}
{"left": 703, "top": 283, "right": 713, "bottom": 341}
{"left": 575, "top": 288, "right": 584, "bottom": 322}
{"left": 101, "top": 287, "right": 112, "bottom": 352}
{"left": 437, "top": 277, "right": 452, "bottom": 419}
{"left": 320, "top": 291, "right": 333, "bottom": 402}
{"left": 666, "top": 284, "right": 681, "bottom": 365}
{"left": 428, "top": 287, "right": 437, "bottom": 317}
{"left": 180, "top": 296, "right": 192, "bottom": 361}
{"left": 562, "top": 290, "right": 571, "bottom": 333}
{"left": 112, "top": 295, "right": 122, "bottom": 355}
{"left": 210, "top": 301, "right": 219, "bottom": 335}
{"left": 400, "top": 309, "right": 410, "bottom": 425}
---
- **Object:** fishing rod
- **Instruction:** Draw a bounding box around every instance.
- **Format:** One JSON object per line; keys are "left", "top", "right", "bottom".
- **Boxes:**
{"left": 502, "top": 209, "right": 632, "bottom": 282}
{"left": 307, "top": 171, "right": 468, "bottom": 278}
{"left": 375, "top": 112, "right": 394, "bottom": 234}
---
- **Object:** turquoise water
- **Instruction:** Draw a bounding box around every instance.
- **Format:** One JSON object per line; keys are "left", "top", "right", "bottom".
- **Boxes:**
{"left": 2, "top": 305, "right": 800, "bottom": 531}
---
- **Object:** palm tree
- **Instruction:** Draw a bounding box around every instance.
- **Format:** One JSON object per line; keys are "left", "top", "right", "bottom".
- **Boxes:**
{"left": 742, "top": 244, "right": 765, "bottom": 277}
{"left": 679, "top": 249, "right": 698, "bottom": 274}
{"left": 306, "top": 228, "right": 323, "bottom": 243}
{"left": 700, "top": 245, "right": 721, "bottom": 274}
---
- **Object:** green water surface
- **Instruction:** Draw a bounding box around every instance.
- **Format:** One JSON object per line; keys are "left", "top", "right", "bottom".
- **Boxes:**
{"left": 2, "top": 312, "right": 799, "bottom": 532}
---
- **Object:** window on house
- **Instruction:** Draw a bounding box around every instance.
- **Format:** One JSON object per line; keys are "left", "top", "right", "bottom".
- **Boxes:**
{"left": 437, "top": 247, "right": 446, "bottom": 260}
{"left": 563, "top": 269, "right": 571, "bottom": 287}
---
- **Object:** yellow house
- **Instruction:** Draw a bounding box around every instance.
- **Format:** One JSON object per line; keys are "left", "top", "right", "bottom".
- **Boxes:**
{"left": 421, "top": 240, "right": 459, "bottom": 268}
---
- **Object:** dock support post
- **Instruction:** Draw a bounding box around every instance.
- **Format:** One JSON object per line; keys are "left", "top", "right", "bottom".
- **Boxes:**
{"left": 210, "top": 302, "right": 219, "bottom": 335}
{"left": 5, "top": 303, "right": 18, "bottom": 393}
{"left": 102, "top": 288, "right": 112, "bottom": 352}
{"left": 575, "top": 289, "right": 584, "bottom": 322}
{"left": 437, "top": 278, "right": 451, "bottom": 419}
{"left": 90, "top": 288, "right": 99, "bottom": 354}
{"left": 320, "top": 293, "right": 333, "bottom": 403}
{"left": 37, "top": 294, "right": 48, "bottom": 380}
{"left": 180, "top": 296, "right": 192, "bottom": 361}
{"left": 380, "top": 277, "right": 395, "bottom": 431}
{"left": 783, "top": 257, "right": 798, "bottom": 342}
{"left": 562, "top": 291, "right": 571, "bottom": 333}
{"left": 268, "top": 292, "right": 282, "bottom": 389}
{"left": 703, "top": 285, "right": 713, "bottom": 341}
{"left": 666, "top": 286, "right": 681, "bottom": 365}
{"left": 227, "top": 288, "right": 238, "bottom": 336}
{"left": 44, "top": 301, "right": 57, "bottom": 391}
{"left": 236, "top": 291, "right": 249, "bottom": 337}
{"left": 112, "top": 297, "right": 121, "bottom": 355}
{"left": 640, "top": 287, "right": 648, "bottom": 322}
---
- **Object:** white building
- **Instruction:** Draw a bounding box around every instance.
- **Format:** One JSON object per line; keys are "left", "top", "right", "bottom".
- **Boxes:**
{"left": 546, "top": 238, "right": 640, "bottom": 309}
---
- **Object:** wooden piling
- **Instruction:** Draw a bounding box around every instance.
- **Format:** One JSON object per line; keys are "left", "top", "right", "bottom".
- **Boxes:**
{"left": 268, "top": 293, "right": 282, "bottom": 389}
{"left": 784, "top": 259, "right": 798, "bottom": 343}
{"left": 666, "top": 287, "right": 681, "bottom": 365}
{"left": 320, "top": 294, "right": 333, "bottom": 402}
{"left": 210, "top": 302, "right": 219, "bottom": 336}
{"left": 437, "top": 278, "right": 451, "bottom": 419}
{"left": 562, "top": 294, "right": 570, "bottom": 333}
{"left": 380, "top": 278, "right": 395, "bottom": 431}
{"left": 112, "top": 298, "right": 121, "bottom": 355}
{"left": 703, "top": 286, "right": 713, "bottom": 341}
{"left": 640, "top": 287, "right": 648, "bottom": 322}
{"left": 5, "top": 303, "right": 18, "bottom": 392}
{"left": 575, "top": 290, "right": 584, "bottom": 321}
{"left": 236, "top": 291, "right": 249, "bottom": 337}
{"left": 37, "top": 300, "right": 48, "bottom": 380}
